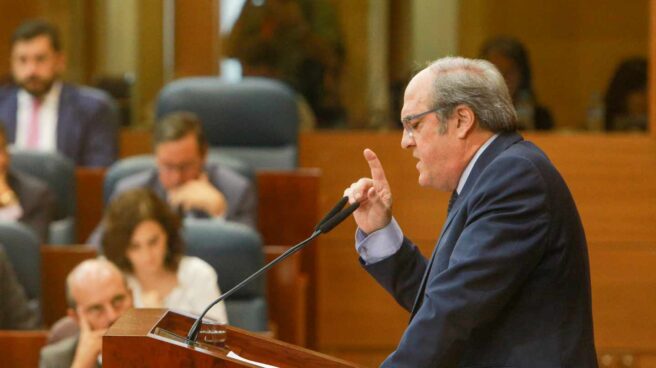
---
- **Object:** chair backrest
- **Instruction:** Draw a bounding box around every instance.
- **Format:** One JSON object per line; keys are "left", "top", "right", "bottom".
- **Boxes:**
{"left": 0, "top": 222, "right": 41, "bottom": 302}
{"left": 9, "top": 149, "right": 76, "bottom": 220}
{"left": 182, "top": 219, "right": 267, "bottom": 332}
{"left": 155, "top": 77, "right": 299, "bottom": 170}
{"left": 9, "top": 149, "right": 77, "bottom": 244}
{"left": 103, "top": 154, "right": 252, "bottom": 204}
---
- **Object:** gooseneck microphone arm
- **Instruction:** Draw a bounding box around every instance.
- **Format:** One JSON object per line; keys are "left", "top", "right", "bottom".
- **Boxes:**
{"left": 186, "top": 196, "right": 359, "bottom": 343}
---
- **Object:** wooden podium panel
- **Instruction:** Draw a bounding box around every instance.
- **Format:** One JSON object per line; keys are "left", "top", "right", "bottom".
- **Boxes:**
{"left": 41, "top": 245, "right": 98, "bottom": 326}
{"left": 0, "top": 330, "right": 48, "bottom": 368}
{"left": 104, "top": 309, "right": 360, "bottom": 368}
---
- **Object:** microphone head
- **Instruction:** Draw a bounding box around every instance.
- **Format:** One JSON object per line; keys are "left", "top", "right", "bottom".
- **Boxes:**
{"left": 314, "top": 196, "right": 349, "bottom": 231}
{"left": 318, "top": 202, "right": 359, "bottom": 233}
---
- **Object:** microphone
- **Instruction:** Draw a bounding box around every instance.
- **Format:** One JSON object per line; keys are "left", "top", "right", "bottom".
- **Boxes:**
{"left": 314, "top": 196, "right": 348, "bottom": 231}
{"left": 316, "top": 201, "right": 359, "bottom": 233}
{"left": 186, "top": 196, "right": 359, "bottom": 343}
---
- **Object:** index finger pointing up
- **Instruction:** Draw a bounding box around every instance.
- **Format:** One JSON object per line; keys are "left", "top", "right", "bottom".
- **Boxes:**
{"left": 363, "top": 149, "right": 389, "bottom": 190}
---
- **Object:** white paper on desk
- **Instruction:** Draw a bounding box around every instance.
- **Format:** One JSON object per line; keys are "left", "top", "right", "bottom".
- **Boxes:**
{"left": 227, "top": 351, "right": 279, "bottom": 368}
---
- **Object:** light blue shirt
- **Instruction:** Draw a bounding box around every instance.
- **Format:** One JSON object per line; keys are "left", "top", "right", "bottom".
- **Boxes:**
{"left": 355, "top": 134, "right": 499, "bottom": 264}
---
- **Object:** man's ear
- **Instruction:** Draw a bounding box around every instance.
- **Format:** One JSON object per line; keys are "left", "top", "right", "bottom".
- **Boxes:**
{"left": 454, "top": 105, "right": 476, "bottom": 139}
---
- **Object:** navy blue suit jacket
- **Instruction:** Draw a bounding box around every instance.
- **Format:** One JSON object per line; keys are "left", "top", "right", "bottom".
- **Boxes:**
{"left": 0, "top": 83, "right": 118, "bottom": 167}
{"left": 365, "top": 132, "right": 597, "bottom": 367}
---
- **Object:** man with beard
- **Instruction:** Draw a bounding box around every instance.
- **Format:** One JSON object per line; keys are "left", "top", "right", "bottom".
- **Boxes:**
{"left": 0, "top": 19, "right": 118, "bottom": 167}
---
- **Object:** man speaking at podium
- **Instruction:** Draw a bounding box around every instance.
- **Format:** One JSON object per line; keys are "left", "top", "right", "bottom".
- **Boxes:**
{"left": 345, "top": 57, "right": 597, "bottom": 367}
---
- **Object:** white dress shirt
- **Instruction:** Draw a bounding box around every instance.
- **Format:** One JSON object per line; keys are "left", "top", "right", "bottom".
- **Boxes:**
{"left": 127, "top": 256, "right": 228, "bottom": 323}
{"left": 14, "top": 82, "right": 62, "bottom": 152}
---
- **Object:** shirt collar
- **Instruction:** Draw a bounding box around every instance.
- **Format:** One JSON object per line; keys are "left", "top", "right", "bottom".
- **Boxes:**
{"left": 456, "top": 133, "right": 499, "bottom": 194}
{"left": 18, "top": 80, "right": 62, "bottom": 105}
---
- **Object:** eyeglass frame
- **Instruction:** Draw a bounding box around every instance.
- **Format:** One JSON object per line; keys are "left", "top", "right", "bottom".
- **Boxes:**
{"left": 401, "top": 107, "right": 440, "bottom": 138}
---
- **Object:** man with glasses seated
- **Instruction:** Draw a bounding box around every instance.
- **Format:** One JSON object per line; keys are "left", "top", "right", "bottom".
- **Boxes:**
{"left": 40, "top": 259, "right": 132, "bottom": 368}
{"left": 88, "top": 112, "right": 256, "bottom": 246}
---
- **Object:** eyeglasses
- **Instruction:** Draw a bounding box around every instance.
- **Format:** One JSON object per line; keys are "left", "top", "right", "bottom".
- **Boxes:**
{"left": 159, "top": 160, "right": 198, "bottom": 174}
{"left": 401, "top": 108, "right": 439, "bottom": 138}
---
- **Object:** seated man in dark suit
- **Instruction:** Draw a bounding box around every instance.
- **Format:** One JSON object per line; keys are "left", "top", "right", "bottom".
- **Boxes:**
{"left": 0, "top": 19, "right": 118, "bottom": 167}
{"left": 0, "top": 122, "right": 54, "bottom": 241}
{"left": 40, "top": 259, "right": 132, "bottom": 368}
{"left": 0, "top": 246, "right": 38, "bottom": 329}
{"left": 87, "top": 112, "right": 256, "bottom": 246}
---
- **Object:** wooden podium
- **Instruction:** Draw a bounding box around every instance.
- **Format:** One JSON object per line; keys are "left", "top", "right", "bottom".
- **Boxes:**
{"left": 103, "top": 309, "right": 361, "bottom": 367}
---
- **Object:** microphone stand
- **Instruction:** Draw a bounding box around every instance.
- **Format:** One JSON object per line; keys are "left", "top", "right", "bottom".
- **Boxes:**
{"left": 186, "top": 197, "right": 359, "bottom": 343}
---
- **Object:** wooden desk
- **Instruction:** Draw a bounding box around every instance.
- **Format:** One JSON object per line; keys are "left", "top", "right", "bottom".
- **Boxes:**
{"left": 0, "top": 330, "right": 48, "bottom": 368}
{"left": 41, "top": 245, "right": 97, "bottom": 326}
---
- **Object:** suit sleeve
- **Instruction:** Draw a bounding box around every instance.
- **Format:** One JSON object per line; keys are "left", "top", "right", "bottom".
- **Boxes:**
{"left": 20, "top": 184, "right": 56, "bottom": 243}
{"left": 230, "top": 180, "right": 258, "bottom": 229}
{"left": 80, "top": 96, "right": 119, "bottom": 167}
{"left": 0, "top": 248, "right": 39, "bottom": 329}
{"left": 364, "top": 238, "right": 428, "bottom": 312}
{"left": 382, "top": 156, "right": 551, "bottom": 367}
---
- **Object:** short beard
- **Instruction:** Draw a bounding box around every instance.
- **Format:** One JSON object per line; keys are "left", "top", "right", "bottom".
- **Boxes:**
{"left": 18, "top": 76, "right": 55, "bottom": 98}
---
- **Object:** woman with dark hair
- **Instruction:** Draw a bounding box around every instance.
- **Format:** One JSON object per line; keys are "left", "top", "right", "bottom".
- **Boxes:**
{"left": 479, "top": 36, "right": 554, "bottom": 130}
{"left": 101, "top": 188, "right": 227, "bottom": 323}
{"left": 604, "top": 57, "right": 648, "bottom": 131}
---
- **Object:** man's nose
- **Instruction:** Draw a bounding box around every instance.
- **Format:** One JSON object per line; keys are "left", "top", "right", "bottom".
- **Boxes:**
{"left": 23, "top": 60, "right": 39, "bottom": 76}
{"left": 169, "top": 170, "right": 183, "bottom": 185}
{"left": 105, "top": 304, "right": 119, "bottom": 323}
{"left": 401, "top": 129, "right": 414, "bottom": 149}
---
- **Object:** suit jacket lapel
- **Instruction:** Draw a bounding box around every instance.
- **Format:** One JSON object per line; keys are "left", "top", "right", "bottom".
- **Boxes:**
{"left": 56, "top": 84, "right": 75, "bottom": 155}
{"left": 408, "top": 132, "right": 524, "bottom": 320}
{"left": 6, "top": 89, "right": 19, "bottom": 142}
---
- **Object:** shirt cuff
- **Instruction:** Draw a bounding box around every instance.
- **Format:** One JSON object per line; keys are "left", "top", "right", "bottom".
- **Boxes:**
{"left": 354, "top": 217, "right": 403, "bottom": 264}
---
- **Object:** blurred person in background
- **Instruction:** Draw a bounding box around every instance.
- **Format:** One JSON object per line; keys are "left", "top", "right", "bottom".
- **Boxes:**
{"left": 479, "top": 36, "right": 554, "bottom": 130}
{"left": 101, "top": 188, "right": 227, "bottom": 323}
{"left": 0, "top": 19, "right": 118, "bottom": 167}
{"left": 0, "top": 246, "right": 38, "bottom": 330}
{"left": 0, "top": 122, "right": 54, "bottom": 241}
{"left": 40, "top": 258, "right": 132, "bottom": 368}
{"left": 604, "top": 57, "right": 648, "bottom": 131}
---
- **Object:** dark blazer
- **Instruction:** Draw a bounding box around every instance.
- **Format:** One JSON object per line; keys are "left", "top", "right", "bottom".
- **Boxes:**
{"left": 366, "top": 132, "right": 597, "bottom": 367}
{"left": 0, "top": 83, "right": 119, "bottom": 167}
{"left": 9, "top": 169, "right": 56, "bottom": 242}
{"left": 0, "top": 246, "right": 38, "bottom": 330}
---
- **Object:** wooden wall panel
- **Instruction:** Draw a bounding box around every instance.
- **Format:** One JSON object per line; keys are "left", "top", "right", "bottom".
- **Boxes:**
{"left": 257, "top": 170, "right": 321, "bottom": 348}
{"left": 459, "top": 0, "right": 649, "bottom": 130}
{"left": 41, "top": 245, "right": 97, "bottom": 327}
{"left": 651, "top": 0, "right": 656, "bottom": 137}
{"left": 174, "top": 0, "right": 219, "bottom": 77}
{"left": 75, "top": 168, "right": 105, "bottom": 242}
{"left": 0, "top": 2, "right": 42, "bottom": 80}
{"left": 333, "top": 0, "right": 370, "bottom": 127}
{"left": 590, "top": 242, "right": 656, "bottom": 353}
{"left": 134, "top": 0, "right": 164, "bottom": 125}
{"left": 0, "top": 330, "right": 48, "bottom": 368}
